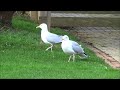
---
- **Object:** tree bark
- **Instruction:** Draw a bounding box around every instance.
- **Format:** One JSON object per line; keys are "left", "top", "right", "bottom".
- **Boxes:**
{"left": 0, "top": 11, "right": 15, "bottom": 27}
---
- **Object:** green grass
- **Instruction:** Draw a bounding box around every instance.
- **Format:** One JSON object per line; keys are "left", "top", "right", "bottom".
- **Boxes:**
{"left": 0, "top": 15, "right": 120, "bottom": 79}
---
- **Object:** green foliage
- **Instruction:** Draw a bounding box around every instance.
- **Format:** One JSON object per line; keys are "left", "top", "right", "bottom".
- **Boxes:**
{"left": 12, "top": 15, "right": 39, "bottom": 33}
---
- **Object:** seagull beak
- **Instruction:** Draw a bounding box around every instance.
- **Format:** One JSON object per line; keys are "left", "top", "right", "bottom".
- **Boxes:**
{"left": 36, "top": 26, "right": 40, "bottom": 28}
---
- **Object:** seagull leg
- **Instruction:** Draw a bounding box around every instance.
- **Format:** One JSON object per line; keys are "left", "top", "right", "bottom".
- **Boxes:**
{"left": 45, "top": 44, "right": 54, "bottom": 58}
{"left": 73, "top": 54, "right": 75, "bottom": 62}
{"left": 50, "top": 44, "right": 55, "bottom": 58}
{"left": 45, "top": 46, "right": 51, "bottom": 51}
{"left": 50, "top": 44, "right": 53, "bottom": 52}
{"left": 78, "top": 55, "right": 82, "bottom": 59}
{"left": 68, "top": 55, "right": 72, "bottom": 62}
{"left": 45, "top": 44, "right": 53, "bottom": 52}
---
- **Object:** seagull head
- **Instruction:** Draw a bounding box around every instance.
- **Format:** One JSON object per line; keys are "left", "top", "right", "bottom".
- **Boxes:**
{"left": 62, "top": 35, "right": 69, "bottom": 41}
{"left": 36, "top": 23, "right": 48, "bottom": 30}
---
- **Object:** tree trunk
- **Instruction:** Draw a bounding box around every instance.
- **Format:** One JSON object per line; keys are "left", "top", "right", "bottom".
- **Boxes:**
{"left": 0, "top": 11, "right": 15, "bottom": 27}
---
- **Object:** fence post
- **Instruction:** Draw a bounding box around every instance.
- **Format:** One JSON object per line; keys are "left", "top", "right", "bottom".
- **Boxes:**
{"left": 29, "top": 11, "right": 38, "bottom": 23}
{"left": 38, "top": 11, "right": 51, "bottom": 31}
{"left": 47, "top": 11, "right": 51, "bottom": 31}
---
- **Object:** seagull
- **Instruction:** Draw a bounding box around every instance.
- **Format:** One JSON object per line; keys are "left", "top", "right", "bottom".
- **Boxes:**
{"left": 61, "top": 35, "right": 88, "bottom": 62}
{"left": 36, "top": 23, "right": 62, "bottom": 52}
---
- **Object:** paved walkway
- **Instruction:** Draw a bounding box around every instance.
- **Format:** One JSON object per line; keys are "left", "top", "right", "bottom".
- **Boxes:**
{"left": 65, "top": 27, "right": 120, "bottom": 63}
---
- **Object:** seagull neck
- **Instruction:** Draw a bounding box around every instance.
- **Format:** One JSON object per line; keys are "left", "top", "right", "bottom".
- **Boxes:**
{"left": 41, "top": 29, "right": 49, "bottom": 33}
{"left": 62, "top": 39, "right": 69, "bottom": 42}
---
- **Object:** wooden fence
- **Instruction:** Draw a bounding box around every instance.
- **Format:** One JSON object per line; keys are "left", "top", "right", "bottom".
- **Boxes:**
{"left": 26, "top": 11, "right": 120, "bottom": 29}
{"left": 27, "top": 11, "right": 51, "bottom": 30}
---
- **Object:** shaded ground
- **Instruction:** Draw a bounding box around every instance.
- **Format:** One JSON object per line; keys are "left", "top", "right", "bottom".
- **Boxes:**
{"left": 64, "top": 27, "right": 120, "bottom": 68}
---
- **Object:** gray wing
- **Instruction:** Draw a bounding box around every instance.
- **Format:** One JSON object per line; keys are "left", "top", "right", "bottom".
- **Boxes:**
{"left": 46, "top": 32, "right": 62, "bottom": 44}
{"left": 71, "top": 40, "right": 84, "bottom": 54}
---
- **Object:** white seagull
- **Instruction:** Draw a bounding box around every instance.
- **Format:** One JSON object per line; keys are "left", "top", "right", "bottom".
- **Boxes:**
{"left": 36, "top": 23, "right": 62, "bottom": 52}
{"left": 61, "top": 35, "right": 88, "bottom": 62}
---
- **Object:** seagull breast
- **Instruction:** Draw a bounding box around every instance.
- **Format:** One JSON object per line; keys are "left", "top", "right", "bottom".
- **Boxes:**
{"left": 61, "top": 40, "right": 76, "bottom": 55}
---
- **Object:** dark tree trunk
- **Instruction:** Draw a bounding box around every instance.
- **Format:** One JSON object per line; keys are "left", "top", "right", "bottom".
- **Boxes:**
{"left": 0, "top": 11, "right": 15, "bottom": 27}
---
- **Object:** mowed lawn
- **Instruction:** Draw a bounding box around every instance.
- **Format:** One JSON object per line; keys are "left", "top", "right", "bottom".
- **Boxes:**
{"left": 0, "top": 15, "right": 120, "bottom": 79}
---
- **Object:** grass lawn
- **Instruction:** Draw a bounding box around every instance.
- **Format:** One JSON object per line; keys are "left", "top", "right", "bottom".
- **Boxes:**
{"left": 0, "top": 15, "right": 120, "bottom": 79}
